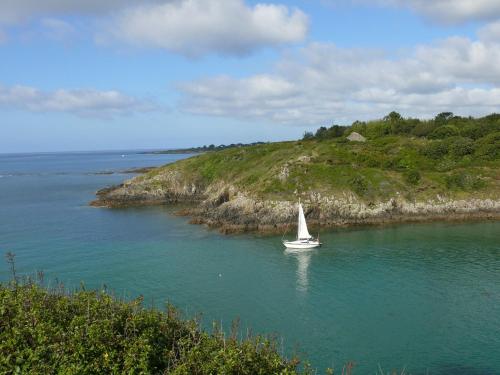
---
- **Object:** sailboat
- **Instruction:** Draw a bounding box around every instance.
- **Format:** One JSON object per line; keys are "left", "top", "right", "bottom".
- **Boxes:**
{"left": 283, "top": 201, "right": 321, "bottom": 249}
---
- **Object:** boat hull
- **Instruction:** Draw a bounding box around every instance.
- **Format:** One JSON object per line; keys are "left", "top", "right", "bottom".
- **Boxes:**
{"left": 283, "top": 240, "right": 321, "bottom": 249}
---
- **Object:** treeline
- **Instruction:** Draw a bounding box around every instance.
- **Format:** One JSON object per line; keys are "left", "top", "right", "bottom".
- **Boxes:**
{"left": 303, "top": 112, "right": 500, "bottom": 161}
{"left": 199, "top": 142, "right": 266, "bottom": 151}
{"left": 149, "top": 142, "right": 267, "bottom": 154}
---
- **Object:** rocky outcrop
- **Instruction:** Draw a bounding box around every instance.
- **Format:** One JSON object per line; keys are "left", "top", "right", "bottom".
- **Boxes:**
{"left": 91, "top": 169, "right": 500, "bottom": 233}
{"left": 187, "top": 192, "right": 500, "bottom": 233}
{"left": 347, "top": 132, "right": 366, "bottom": 142}
{"left": 90, "top": 170, "right": 207, "bottom": 207}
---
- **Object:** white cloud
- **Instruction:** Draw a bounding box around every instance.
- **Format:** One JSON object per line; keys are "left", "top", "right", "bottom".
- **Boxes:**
{"left": 478, "top": 21, "right": 500, "bottom": 42}
{"left": 0, "top": 0, "right": 308, "bottom": 56}
{"left": 0, "top": 0, "right": 162, "bottom": 25}
{"left": 178, "top": 35, "right": 500, "bottom": 125}
{"left": 414, "top": 37, "right": 500, "bottom": 84}
{"left": 368, "top": 0, "right": 500, "bottom": 24}
{"left": 103, "top": 0, "right": 308, "bottom": 57}
{"left": 0, "top": 84, "right": 158, "bottom": 118}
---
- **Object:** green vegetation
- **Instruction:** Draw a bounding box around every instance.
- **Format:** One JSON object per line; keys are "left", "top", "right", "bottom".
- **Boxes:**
{"left": 144, "top": 142, "right": 267, "bottom": 155}
{"left": 143, "top": 112, "right": 499, "bottom": 202}
{"left": 0, "top": 276, "right": 307, "bottom": 374}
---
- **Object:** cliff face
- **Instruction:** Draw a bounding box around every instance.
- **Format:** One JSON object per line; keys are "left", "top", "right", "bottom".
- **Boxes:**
{"left": 190, "top": 193, "right": 500, "bottom": 233}
{"left": 91, "top": 167, "right": 500, "bottom": 233}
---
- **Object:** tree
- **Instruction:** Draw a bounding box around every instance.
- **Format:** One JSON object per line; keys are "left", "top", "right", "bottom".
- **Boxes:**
{"left": 315, "top": 126, "right": 328, "bottom": 139}
{"left": 302, "top": 131, "right": 314, "bottom": 140}
{"left": 384, "top": 111, "right": 403, "bottom": 123}
{"left": 435, "top": 112, "right": 454, "bottom": 124}
{"left": 327, "top": 125, "right": 346, "bottom": 138}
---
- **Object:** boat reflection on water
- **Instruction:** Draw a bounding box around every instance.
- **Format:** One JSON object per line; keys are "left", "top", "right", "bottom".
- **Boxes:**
{"left": 284, "top": 248, "right": 317, "bottom": 292}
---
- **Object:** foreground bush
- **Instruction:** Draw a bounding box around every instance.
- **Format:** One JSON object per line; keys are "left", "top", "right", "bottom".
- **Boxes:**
{"left": 0, "top": 281, "right": 306, "bottom": 375}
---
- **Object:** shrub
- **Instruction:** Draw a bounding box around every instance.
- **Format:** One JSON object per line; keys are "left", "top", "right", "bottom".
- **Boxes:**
{"left": 412, "top": 122, "right": 437, "bottom": 137}
{"left": 365, "top": 121, "right": 391, "bottom": 138}
{"left": 429, "top": 125, "right": 459, "bottom": 139}
{"left": 460, "top": 123, "right": 491, "bottom": 140}
{"left": 313, "top": 125, "right": 346, "bottom": 140}
{"left": 356, "top": 153, "right": 382, "bottom": 167}
{"left": 404, "top": 169, "right": 421, "bottom": 185}
{"left": 334, "top": 137, "right": 348, "bottom": 144}
{"left": 474, "top": 131, "right": 500, "bottom": 160}
{"left": 382, "top": 157, "right": 398, "bottom": 170}
{"left": 391, "top": 119, "right": 418, "bottom": 135}
{"left": 446, "top": 137, "right": 474, "bottom": 159}
{"left": 0, "top": 282, "right": 306, "bottom": 375}
{"left": 381, "top": 112, "right": 419, "bottom": 135}
{"left": 327, "top": 125, "right": 346, "bottom": 138}
{"left": 421, "top": 141, "right": 448, "bottom": 159}
{"left": 444, "top": 172, "right": 486, "bottom": 190}
{"left": 350, "top": 121, "right": 367, "bottom": 136}
{"left": 349, "top": 175, "right": 368, "bottom": 195}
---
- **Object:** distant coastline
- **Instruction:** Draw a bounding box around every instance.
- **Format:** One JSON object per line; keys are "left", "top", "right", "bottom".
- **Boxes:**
{"left": 141, "top": 142, "right": 266, "bottom": 155}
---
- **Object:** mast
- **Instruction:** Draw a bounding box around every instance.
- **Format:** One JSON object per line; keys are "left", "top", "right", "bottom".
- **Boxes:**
{"left": 297, "top": 199, "right": 301, "bottom": 240}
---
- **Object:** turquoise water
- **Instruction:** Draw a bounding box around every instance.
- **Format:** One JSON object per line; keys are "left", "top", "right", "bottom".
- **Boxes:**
{"left": 1, "top": 151, "right": 499, "bottom": 374}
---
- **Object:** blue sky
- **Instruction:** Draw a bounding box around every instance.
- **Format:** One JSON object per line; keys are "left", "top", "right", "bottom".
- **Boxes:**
{"left": 1, "top": 0, "right": 500, "bottom": 152}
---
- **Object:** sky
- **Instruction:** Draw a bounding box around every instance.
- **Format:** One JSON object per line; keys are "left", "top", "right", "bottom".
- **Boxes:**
{"left": 1, "top": 0, "right": 500, "bottom": 153}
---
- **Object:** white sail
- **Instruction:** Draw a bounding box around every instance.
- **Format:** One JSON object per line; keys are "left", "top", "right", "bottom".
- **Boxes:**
{"left": 297, "top": 203, "right": 312, "bottom": 240}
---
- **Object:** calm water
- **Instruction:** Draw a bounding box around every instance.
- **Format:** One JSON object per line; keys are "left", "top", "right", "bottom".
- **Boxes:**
{"left": 1, "top": 151, "right": 499, "bottom": 374}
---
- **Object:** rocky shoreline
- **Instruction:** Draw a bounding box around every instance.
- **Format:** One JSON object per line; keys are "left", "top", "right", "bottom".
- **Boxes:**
{"left": 90, "top": 172, "right": 500, "bottom": 233}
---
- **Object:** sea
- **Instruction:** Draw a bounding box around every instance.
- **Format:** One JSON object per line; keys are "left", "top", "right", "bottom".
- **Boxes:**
{"left": 0, "top": 151, "right": 499, "bottom": 374}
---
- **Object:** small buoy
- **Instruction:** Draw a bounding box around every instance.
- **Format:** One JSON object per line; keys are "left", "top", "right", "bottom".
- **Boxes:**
{"left": 218, "top": 273, "right": 222, "bottom": 277}
{"left": 121, "top": 154, "right": 125, "bottom": 158}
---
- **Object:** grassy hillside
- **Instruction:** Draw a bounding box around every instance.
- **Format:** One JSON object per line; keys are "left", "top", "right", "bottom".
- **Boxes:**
{"left": 145, "top": 112, "right": 500, "bottom": 202}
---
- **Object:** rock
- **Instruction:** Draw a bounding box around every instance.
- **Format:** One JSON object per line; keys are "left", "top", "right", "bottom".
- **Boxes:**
{"left": 278, "top": 164, "right": 290, "bottom": 181}
{"left": 347, "top": 132, "right": 367, "bottom": 142}
{"left": 297, "top": 155, "right": 311, "bottom": 163}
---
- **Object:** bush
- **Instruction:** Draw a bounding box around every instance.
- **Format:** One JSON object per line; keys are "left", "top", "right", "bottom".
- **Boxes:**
{"left": 421, "top": 141, "right": 448, "bottom": 159}
{"left": 334, "top": 137, "right": 348, "bottom": 144}
{"left": 0, "top": 282, "right": 305, "bottom": 375}
{"left": 444, "top": 172, "right": 486, "bottom": 190}
{"left": 350, "top": 121, "right": 367, "bottom": 136}
{"left": 356, "top": 153, "right": 382, "bottom": 167}
{"left": 412, "top": 122, "right": 437, "bottom": 137}
{"left": 446, "top": 137, "right": 474, "bottom": 159}
{"left": 474, "top": 131, "right": 500, "bottom": 160}
{"left": 404, "top": 169, "right": 421, "bottom": 185}
{"left": 391, "top": 119, "right": 418, "bottom": 135}
{"left": 316, "top": 125, "right": 346, "bottom": 139}
{"left": 349, "top": 175, "right": 368, "bottom": 195}
{"left": 460, "top": 123, "right": 490, "bottom": 140}
{"left": 364, "top": 121, "right": 391, "bottom": 138}
{"left": 429, "top": 125, "right": 459, "bottom": 139}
